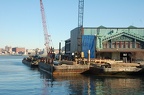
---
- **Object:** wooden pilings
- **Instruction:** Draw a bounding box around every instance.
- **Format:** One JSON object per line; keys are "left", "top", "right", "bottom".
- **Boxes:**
{"left": 87, "top": 50, "right": 90, "bottom": 66}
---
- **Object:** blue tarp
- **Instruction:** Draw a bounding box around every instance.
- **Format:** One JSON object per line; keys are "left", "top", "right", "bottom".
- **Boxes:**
{"left": 82, "top": 35, "right": 95, "bottom": 58}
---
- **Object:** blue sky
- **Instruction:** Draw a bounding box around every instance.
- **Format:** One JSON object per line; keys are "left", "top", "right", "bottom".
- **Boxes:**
{"left": 0, "top": 0, "right": 144, "bottom": 49}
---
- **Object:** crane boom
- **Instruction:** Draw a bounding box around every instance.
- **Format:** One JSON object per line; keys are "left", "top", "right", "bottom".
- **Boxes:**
{"left": 40, "top": 0, "right": 50, "bottom": 55}
{"left": 77, "top": 0, "right": 84, "bottom": 53}
{"left": 78, "top": 0, "right": 84, "bottom": 28}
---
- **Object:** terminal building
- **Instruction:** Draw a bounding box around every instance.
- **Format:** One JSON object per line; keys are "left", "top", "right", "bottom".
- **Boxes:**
{"left": 65, "top": 26, "right": 144, "bottom": 62}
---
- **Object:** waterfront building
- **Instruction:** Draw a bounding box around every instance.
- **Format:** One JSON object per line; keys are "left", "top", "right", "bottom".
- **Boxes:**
{"left": 65, "top": 26, "right": 144, "bottom": 62}
{"left": 12, "top": 47, "right": 25, "bottom": 54}
{"left": 65, "top": 38, "right": 71, "bottom": 54}
{"left": 5, "top": 46, "right": 12, "bottom": 54}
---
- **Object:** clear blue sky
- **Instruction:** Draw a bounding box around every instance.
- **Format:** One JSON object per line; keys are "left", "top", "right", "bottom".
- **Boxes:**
{"left": 0, "top": 0, "right": 144, "bottom": 49}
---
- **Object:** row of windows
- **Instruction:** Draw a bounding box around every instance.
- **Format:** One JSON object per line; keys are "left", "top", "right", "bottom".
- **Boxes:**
{"left": 103, "top": 41, "right": 141, "bottom": 48}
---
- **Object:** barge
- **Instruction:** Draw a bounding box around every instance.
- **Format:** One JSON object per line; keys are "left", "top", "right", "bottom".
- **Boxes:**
{"left": 89, "top": 62, "right": 144, "bottom": 76}
{"left": 22, "top": 59, "right": 38, "bottom": 67}
{"left": 38, "top": 60, "right": 90, "bottom": 75}
{"left": 22, "top": 55, "right": 40, "bottom": 67}
{"left": 38, "top": 57, "right": 144, "bottom": 76}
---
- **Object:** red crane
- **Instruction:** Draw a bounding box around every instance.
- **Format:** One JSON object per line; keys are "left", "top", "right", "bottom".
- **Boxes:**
{"left": 40, "top": 1, "right": 51, "bottom": 94}
{"left": 40, "top": 0, "right": 51, "bottom": 56}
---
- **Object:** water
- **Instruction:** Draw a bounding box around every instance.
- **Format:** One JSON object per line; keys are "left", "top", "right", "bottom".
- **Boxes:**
{"left": 0, "top": 56, "right": 144, "bottom": 95}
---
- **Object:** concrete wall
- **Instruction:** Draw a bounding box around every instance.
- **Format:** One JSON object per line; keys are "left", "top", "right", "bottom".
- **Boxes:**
{"left": 70, "top": 27, "right": 79, "bottom": 53}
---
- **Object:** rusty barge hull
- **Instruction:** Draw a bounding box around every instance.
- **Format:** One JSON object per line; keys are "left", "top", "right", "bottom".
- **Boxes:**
{"left": 89, "top": 67, "right": 144, "bottom": 76}
{"left": 38, "top": 61, "right": 144, "bottom": 76}
{"left": 22, "top": 59, "right": 38, "bottom": 67}
{"left": 38, "top": 62, "right": 89, "bottom": 75}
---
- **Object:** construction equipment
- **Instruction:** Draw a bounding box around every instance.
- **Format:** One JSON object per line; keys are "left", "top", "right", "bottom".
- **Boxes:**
{"left": 77, "top": 0, "right": 84, "bottom": 57}
{"left": 40, "top": 0, "right": 52, "bottom": 56}
{"left": 39, "top": 1, "right": 52, "bottom": 94}
{"left": 78, "top": 0, "right": 84, "bottom": 29}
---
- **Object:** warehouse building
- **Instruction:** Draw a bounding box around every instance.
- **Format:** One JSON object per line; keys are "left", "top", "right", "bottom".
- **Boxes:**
{"left": 65, "top": 26, "right": 144, "bottom": 62}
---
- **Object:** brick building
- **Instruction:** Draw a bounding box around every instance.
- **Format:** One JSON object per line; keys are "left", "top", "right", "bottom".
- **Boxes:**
{"left": 12, "top": 47, "right": 25, "bottom": 54}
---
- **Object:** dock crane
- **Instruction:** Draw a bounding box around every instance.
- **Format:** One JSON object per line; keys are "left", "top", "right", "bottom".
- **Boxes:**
{"left": 77, "top": 0, "right": 84, "bottom": 57}
{"left": 40, "top": 0, "right": 53, "bottom": 57}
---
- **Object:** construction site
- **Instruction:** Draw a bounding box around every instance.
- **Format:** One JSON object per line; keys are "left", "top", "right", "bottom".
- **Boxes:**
{"left": 2, "top": 1, "right": 144, "bottom": 95}
{"left": 20, "top": 0, "right": 144, "bottom": 76}
{"left": 39, "top": 0, "right": 144, "bottom": 62}
{"left": 62, "top": 1, "right": 144, "bottom": 64}
{"left": 38, "top": 0, "right": 144, "bottom": 64}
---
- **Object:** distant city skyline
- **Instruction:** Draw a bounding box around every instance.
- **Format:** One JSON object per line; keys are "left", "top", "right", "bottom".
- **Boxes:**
{"left": 0, "top": 0, "right": 144, "bottom": 49}
{"left": 0, "top": 45, "right": 61, "bottom": 56}
{"left": 0, "top": 44, "right": 63, "bottom": 50}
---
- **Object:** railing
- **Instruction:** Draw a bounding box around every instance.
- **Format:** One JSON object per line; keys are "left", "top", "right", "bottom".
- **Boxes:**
{"left": 90, "top": 58, "right": 115, "bottom": 64}
{"left": 80, "top": 58, "right": 116, "bottom": 64}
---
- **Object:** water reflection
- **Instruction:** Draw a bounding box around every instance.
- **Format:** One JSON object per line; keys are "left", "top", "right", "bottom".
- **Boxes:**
{"left": 1, "top": 56, "right": 144, "bottom": 95}
{"left": 38, "top": 70, "right": 144, "bottom": 95}
{"left": 90, "top": 76, "right": 144, "bottom": 95}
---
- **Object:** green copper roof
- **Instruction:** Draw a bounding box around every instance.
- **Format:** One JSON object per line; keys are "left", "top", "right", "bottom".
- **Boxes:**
{"left": 97, "top": 25, "right": 107, "bottom": 29}
{"left": 128, "top": 25, "right": 137, "bottom": 28}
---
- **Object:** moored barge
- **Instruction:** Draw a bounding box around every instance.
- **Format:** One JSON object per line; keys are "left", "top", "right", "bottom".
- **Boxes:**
{"left": 38, "top": 61, "right": 90, "bottom": 75}
{"left": 38, "top": 57, "right": 144, "bottom": 76}
{"left": 22, "top": 55, "right": 40, "bottom": 67}
{"left": 22, "top": 59, "right": 38, "bottom": 67}
{"left": 89, "top": 62, "right": 144, "bottom": 76}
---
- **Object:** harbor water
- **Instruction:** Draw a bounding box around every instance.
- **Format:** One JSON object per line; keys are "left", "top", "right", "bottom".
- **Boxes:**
{"left": 0, "top": 56, "right": 144, "bottom": 95}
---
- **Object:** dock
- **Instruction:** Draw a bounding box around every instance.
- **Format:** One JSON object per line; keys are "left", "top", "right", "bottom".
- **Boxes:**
{"left": 22, "top": 55, "right": 144, "bottom": 76}
{"left": 38, "top": 57, "right": 144, "bottom": 76}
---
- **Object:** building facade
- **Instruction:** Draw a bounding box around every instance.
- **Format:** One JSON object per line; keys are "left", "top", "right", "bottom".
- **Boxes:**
{"left": 12, "top": 47, "right": 25, "bottom": 54}
{"left": 65, "top": 26, "right": 144, "bottom": 62}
